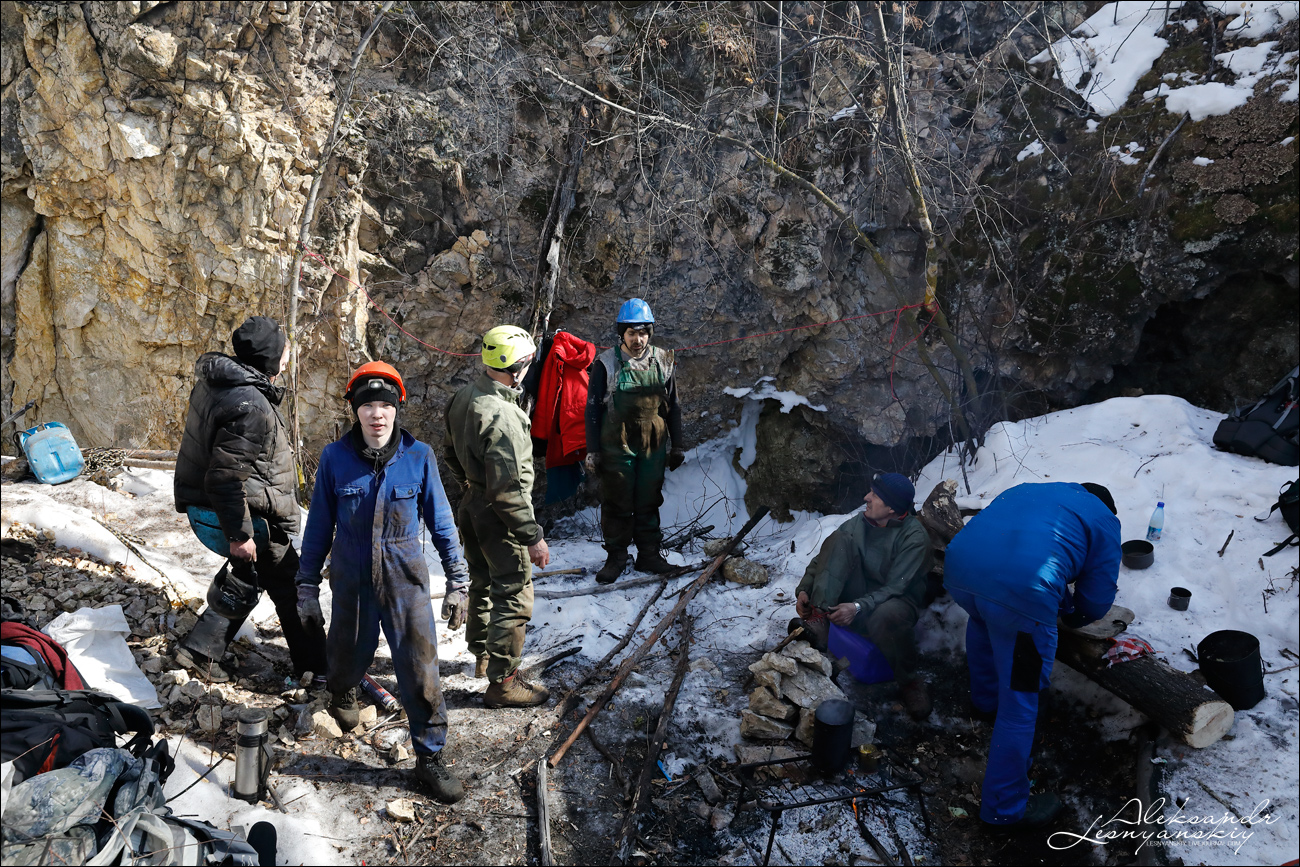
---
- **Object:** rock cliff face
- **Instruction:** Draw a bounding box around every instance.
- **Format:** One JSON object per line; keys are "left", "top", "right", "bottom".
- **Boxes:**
{"left": 2, "top": 2, "right": 1296, "bottom": 514}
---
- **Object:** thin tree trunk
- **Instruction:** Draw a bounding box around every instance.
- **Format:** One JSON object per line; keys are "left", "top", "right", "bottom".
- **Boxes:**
{"left": 286, "top": 0, "right": 393, "bottom": 494}
{"left": 529, "top": 104, "right": 591, "bottom": 339}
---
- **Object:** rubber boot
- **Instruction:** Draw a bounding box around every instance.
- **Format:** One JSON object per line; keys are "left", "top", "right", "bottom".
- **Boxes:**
{"left": 634, "top": 548, "right": 675, "bottom": 574}
{"left": 596, "top": 548, "right": 629, "bottom": 585}
{"left": 415, "top": 752, "right": 466, "bottom": 804}
{"left": 174, "top": 645, "right": 232, "bottom": 683}
{"left": 484, "top": 673, "right": 550, "bottom": 708}
{"left": 329, "top": 687, "right": 361, "bottom": 731}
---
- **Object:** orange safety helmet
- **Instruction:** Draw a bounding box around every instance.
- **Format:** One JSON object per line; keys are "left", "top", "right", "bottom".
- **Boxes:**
{"left": 344, "top": 360, "right": 407, "bottom": 403}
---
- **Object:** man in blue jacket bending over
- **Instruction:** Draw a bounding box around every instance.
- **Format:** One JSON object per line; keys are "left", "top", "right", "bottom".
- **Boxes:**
{"left": 944, "top": 482, "right": 1120, "bottom": 831}
{"left": 295, "top": 361, "right": 471, "bottom": 803}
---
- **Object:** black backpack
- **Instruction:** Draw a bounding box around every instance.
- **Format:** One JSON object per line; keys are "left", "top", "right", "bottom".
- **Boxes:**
{"left": 1214, "top": 367, "right": 1299, "bottom": 466}
{"left": 0, "top": 688, "right": 155, "bottom": 785}
{"left": 1261, "top": 479, "right": 1300, "bottom": 557}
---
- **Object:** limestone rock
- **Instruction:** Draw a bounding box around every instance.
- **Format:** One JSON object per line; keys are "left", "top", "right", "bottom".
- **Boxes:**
{"left": 723, "top": 557, "right": 770, "bottom": 586}
{"left": 751, "top": 665, "right": 781, "bottom": 694}
{"left": 704, "top": 539, "right": 746, "bottom": 558}
{"left": 794, "top": 706, "right": 815, "bottom": 747}
{"left": 386, "top": 798, "right": 416, "bottom": 822}
{"left": 779, "top": 664, "right": 846, "bottom": 709}
{"left": 780, "top": 640, "right": 823, "bottom": 668}
{"left": 748, "top": 686, "right": 797, "bottom": 722}
{"left": 739, "top": 710, "right": 794, "bottom": 740}
{"left": 710, "top": 807, "right": 734, "bottom": 830}
{"left": 358, "top": 705, "right": 377, "bottom": 727}
{"left": 311, "top": 710, "right": 343, "bottom": 739}
{"left": 761, "top": 652, "right": 798, "bottom": 677}
{"left": 694, "top": 768, "right": 723, "bottom": 805}
{"left": 195, "top": 704, "right": 221, "bottom": 732}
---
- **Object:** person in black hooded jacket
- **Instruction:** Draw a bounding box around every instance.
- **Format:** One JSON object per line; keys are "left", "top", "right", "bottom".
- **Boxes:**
{"left": 173, "top": 316, "right": 325, "bottom": 682}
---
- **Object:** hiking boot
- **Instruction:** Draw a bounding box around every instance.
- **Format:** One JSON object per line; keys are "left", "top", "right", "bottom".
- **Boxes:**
{"left": 788, "top": 615, "right": 829, "bottom": 652}
{"left": 474, "top": 656, "right": 488, "bottom": 678}
{"left": 484, "top": 673, "right": 550, "bottom": 708}
{"left": 983, "top": 793, "right": 1063, "bottom": 832}
{"left": 415, "top": 752, "right": 466, "bottom": 804}
{"left": 329, "top": 687, "right": 361, "bottom": 731}
{"left": 634, "top": 548, "right": 675, "bottom": 574}
{"left": 174, "top": 646, "right": 231, "bottom": 683}
{"left": 596, "top": 548, "right": 629, "bottom": 585}
{"left": 899, "top": 678, "right": 932, "bottom": 721}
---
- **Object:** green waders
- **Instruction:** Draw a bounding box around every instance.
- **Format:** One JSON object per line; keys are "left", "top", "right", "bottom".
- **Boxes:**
{"left": 599, "top": 351, "right": 670, "bottom": 553}
{"left": 459, "top": 488, "right": 533, "bottom": 682}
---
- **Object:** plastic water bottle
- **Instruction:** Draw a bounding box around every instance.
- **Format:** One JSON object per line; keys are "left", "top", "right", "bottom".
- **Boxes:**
{"left": 1146, "top": 502, "right": 1165, "bottom": 542}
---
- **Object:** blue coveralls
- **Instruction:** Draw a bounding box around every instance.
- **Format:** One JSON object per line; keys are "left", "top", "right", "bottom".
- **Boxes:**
{"left": 297, "top": 430, "right": 464, "bottom": 756}
{"left": 943, "top": 483, "right": 1120, "bottom": 824}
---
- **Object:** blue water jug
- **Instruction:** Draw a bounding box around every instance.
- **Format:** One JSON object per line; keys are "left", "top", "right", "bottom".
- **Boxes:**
{"left": 17, "top": 422, "right": 85, "bottom": 484}
{"left": 828, "top": 622, "right": 895, "bottom": 684}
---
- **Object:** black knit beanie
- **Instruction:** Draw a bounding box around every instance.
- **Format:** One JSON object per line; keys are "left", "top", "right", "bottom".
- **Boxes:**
{"left": 231, "top": 316, "right": 286, "bottom": 377}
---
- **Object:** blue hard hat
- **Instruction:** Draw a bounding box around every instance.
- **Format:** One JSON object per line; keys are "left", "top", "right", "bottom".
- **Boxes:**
{"left": 616, "top": 298, "right": 654, "bottom": 324}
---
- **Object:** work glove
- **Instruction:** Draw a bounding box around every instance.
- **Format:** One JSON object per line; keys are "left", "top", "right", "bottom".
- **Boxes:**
{"left": 296, "top": 582, "right": 326, "bottom": 643}
{"left": 441, "top": 588, "right": 468, "bottom": 631}
{"left": 667, "top": 449, "right": 686, "bottom": 471}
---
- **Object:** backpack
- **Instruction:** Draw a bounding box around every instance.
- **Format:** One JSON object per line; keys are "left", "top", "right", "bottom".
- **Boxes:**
{"left": 2, "top": 741, "right": 262, "bottom": 867}
{"left": 1260, "top": 479, "right": 1300, "bottom": 557}
{"left": 0, "top": 688, "right": 155, "bottom": 785}
{"left": 1, "top": 621, "right": 86, "bottom": 691}
{"left": 1213, "top": 367, "right": 1299, "bottom": 466}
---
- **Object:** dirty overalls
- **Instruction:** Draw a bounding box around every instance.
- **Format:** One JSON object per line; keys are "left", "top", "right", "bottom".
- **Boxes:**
{"left": 297, "top": 430, "right": 463, "bottom": 756}
{"left": 598, "top": 346, "right": 673, "bottom": 554}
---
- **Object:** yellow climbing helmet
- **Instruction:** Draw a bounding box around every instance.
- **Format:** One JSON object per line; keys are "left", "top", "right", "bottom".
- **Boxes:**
{"left": 481, "top": 325, "right": 536, "bottom": 370}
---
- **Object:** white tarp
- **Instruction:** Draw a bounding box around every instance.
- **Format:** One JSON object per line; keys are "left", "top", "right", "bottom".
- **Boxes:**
{"left": 42, "top": 606, "right": 160, "bottom": 708}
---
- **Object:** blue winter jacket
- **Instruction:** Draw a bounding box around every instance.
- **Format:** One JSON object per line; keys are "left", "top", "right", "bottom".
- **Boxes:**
{"left": 297, "top": 429, "right": 467, "bottom": 594}
{"left": 944, "top": 483, "right": 1121, "bottom": 626}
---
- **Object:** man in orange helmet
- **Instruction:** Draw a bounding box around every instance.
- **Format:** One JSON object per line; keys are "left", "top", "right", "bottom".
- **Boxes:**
{"left": 295, "top": 361, "right": 470, "bottom": 803}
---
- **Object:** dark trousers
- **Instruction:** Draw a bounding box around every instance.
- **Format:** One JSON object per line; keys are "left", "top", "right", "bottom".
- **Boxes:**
{"left": 182, "top": 522, "right": 325, "bottom": 676}
{"left": 599, "top": 441, "right": 667, "bottom": 551}
{"left": 856, "top": 597, "right": 921, "bottom": 685}
{"left": 325, "top": 562, "right": 449, "bottom": 756}
{"left": 949, "top": 587, "right": 1057, "bottom": 825}
{"left": 459, "top": 490, "right": 534, "bottom": 683}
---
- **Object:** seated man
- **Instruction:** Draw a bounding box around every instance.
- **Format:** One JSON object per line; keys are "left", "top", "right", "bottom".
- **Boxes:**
{"left": 793, "top": 473, "right": 934, "bottom": 720}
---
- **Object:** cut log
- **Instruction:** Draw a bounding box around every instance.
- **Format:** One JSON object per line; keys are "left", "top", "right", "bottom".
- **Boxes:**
{"left": 1056, "top": 608, "right": 1233, "bottom": 749}
{"left": 917, "top": 479, "right": 964, "bottom": 549}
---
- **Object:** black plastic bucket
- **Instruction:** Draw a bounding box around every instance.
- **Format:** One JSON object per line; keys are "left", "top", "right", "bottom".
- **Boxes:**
{"left": 811, "top": 699, "right": 854, "bottom": 774}
{"left": 1198, "top": 630, "right": 1265, "bottom": 710}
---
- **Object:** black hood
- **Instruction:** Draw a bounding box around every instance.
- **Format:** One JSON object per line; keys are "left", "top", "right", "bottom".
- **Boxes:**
{"left": 196, "top": 353, "right": 286, "bottom": 405}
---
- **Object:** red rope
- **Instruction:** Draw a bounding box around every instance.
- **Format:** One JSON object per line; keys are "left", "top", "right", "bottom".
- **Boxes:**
{"left": 300, "top": 247, "right": 928, "bottom": 366}
{"left": 301, "top": 249, "right": 480, "bottom": 357}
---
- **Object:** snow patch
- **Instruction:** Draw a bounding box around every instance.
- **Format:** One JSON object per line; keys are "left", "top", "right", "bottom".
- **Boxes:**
{"left": 1017, "top": 139, "right": 1045, "bottom": 161}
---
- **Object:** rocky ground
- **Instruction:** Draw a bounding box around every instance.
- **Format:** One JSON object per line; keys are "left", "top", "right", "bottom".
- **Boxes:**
{"left": 2, "top": 516, "right": 1148, "bottom": 865}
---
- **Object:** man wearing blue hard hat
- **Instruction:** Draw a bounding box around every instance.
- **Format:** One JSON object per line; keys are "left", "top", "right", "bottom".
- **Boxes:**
{"left": 791, "top": 472, "right": 934, "bottom": 720}
{"left": 585, "top": 299, "right": 686, "bottom": 584}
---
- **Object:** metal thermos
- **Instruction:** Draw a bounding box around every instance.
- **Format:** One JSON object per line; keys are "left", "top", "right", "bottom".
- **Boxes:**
{"left": 233, "top": 707, "right": 270, "bottom": 803}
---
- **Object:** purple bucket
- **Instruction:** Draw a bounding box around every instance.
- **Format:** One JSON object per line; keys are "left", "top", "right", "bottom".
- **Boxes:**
{"left": 828, "top": 622, "right": 894, "bottom": 684}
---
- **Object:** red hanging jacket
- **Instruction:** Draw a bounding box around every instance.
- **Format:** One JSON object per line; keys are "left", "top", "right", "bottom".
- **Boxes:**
{"left": 532, "top": 331, "right": 596, "bottom": 467}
